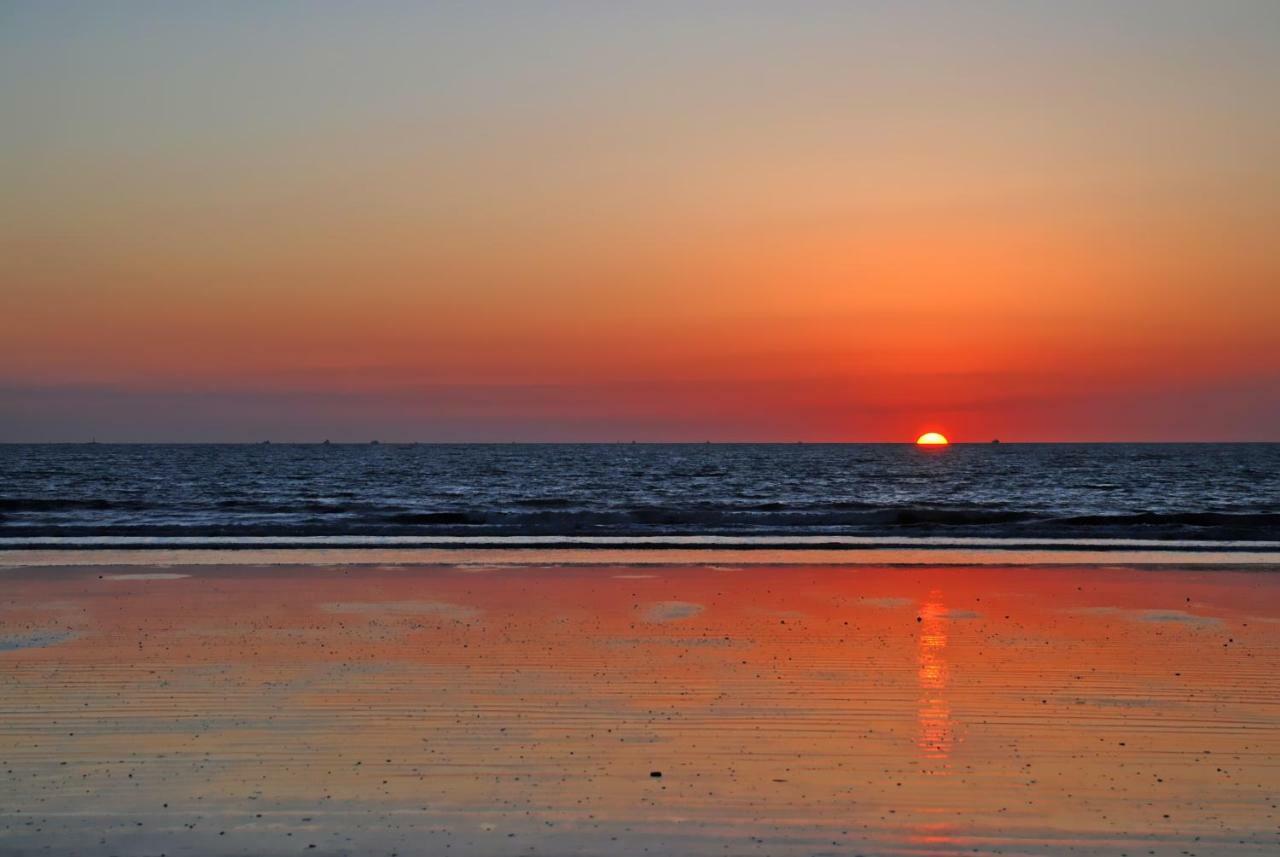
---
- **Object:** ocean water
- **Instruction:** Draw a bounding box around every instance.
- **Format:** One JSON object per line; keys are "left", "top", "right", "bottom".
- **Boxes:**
{"left": 0, "top": 443, "right": 1276, "bottom": 548}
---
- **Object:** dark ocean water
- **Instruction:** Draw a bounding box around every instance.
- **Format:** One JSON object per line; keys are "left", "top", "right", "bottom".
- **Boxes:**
{"left": 0, "top": 443, "right": 1276, "bottom": 547}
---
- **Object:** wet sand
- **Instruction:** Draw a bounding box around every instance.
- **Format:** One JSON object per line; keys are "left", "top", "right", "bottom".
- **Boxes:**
{"left": 1, "top": 562, "right": 1278, "bottom": 855}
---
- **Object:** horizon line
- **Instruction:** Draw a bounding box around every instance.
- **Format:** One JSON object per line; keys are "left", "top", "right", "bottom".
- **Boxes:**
{"left": 2, "top": 440, "right": 1276, "bottom": 446}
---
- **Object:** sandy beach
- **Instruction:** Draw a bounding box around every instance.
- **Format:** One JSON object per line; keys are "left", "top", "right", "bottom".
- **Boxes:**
{"left": 0, "top": 559, "right": 1277, "bottom": 856}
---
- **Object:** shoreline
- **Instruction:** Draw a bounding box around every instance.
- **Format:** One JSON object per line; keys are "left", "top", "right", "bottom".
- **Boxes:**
{"left": 4, "top": 534, "right": 1277, "bottom": 549}
{"left": 3, "top": 545, "right": 1279, "bottom": 569}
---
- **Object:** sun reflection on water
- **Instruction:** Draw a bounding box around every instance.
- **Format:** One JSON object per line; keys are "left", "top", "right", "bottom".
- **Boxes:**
{"left": 916, "top": 591, "right": 952, "bottom": 764}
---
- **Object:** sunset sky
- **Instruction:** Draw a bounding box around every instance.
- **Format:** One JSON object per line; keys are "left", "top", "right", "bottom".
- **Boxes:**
{"left": 2, "top": 2, "right": 1278, "bottom": 441}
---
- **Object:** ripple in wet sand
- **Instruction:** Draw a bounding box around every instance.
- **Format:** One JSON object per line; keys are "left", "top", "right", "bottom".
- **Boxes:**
{"left": 321, "top": 600, "right": 479, "bottom": 620}
{"left": 0, "top": 563, "right": 1276, "bottom": 856}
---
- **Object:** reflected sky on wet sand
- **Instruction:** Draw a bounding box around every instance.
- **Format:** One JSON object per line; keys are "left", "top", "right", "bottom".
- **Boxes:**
{"left": 1, "top": 563, "right": 1278, "bottom": 855}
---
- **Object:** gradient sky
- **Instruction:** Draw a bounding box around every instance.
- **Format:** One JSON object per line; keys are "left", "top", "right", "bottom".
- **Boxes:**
{"left": 2, "top": 1, "right": 1278, "bottom": 441}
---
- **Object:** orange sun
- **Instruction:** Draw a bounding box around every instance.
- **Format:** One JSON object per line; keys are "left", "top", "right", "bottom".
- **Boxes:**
{"left": 915, "top": 432, "right": 949, "bottom": 446}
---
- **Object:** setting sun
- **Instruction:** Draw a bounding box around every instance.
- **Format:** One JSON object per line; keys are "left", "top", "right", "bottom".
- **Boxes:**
{"left": 916, "top": 432, "right": 950, "bottom": 446}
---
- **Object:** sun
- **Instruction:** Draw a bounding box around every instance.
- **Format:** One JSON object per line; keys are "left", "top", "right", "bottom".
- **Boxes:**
{"left": 915, "top": 432, "right": 949, "bottom": 446}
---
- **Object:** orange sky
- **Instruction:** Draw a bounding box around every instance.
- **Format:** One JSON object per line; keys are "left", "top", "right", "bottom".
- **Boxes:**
{"left": 1, "top": 3, "right": 1277, "bottom": 440}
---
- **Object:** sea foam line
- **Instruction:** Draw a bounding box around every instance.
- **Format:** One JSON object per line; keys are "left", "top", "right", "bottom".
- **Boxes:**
{"left": 0, "top": 535, "right": 1277, "bottom": 551}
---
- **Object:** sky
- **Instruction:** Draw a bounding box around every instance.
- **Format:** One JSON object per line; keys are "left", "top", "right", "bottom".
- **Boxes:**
{"left": 2, "top": 1, "right": 1278, "bottom": 442}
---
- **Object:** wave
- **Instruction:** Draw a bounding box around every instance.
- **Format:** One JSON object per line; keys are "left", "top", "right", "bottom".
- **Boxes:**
{"left": 0, "top": 497, "right": 151, "bottom": 512}
{"left": 1058, "top": 512, "right": 1280, "bottom": 528}
{"left": 1, "top": 505, "right": 1276, "bottom": 541}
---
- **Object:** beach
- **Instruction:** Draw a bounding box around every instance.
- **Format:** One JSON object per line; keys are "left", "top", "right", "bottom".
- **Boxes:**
{"left": 2, "top": 558, "right": 1277, "bottom": 855}
{"left": 6, "top": 0, "right": 1279, "bottom": 852}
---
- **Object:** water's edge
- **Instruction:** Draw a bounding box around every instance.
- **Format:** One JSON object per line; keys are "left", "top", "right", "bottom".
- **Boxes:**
{"left": 4, "top": 546, "right": 1279, "bottom": 569}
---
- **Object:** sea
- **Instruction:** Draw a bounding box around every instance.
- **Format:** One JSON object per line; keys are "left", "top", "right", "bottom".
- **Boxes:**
{"left": 0, "top": 443, "right": 1276, "bottom": 551}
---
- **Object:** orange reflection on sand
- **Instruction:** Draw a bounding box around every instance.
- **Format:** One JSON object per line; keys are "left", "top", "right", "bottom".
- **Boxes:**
{"left": 2, "top": 563, "right": 1280, "bottom": 855}
{"left": 916, "top": 591, "right": 952, "bottom": 764}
